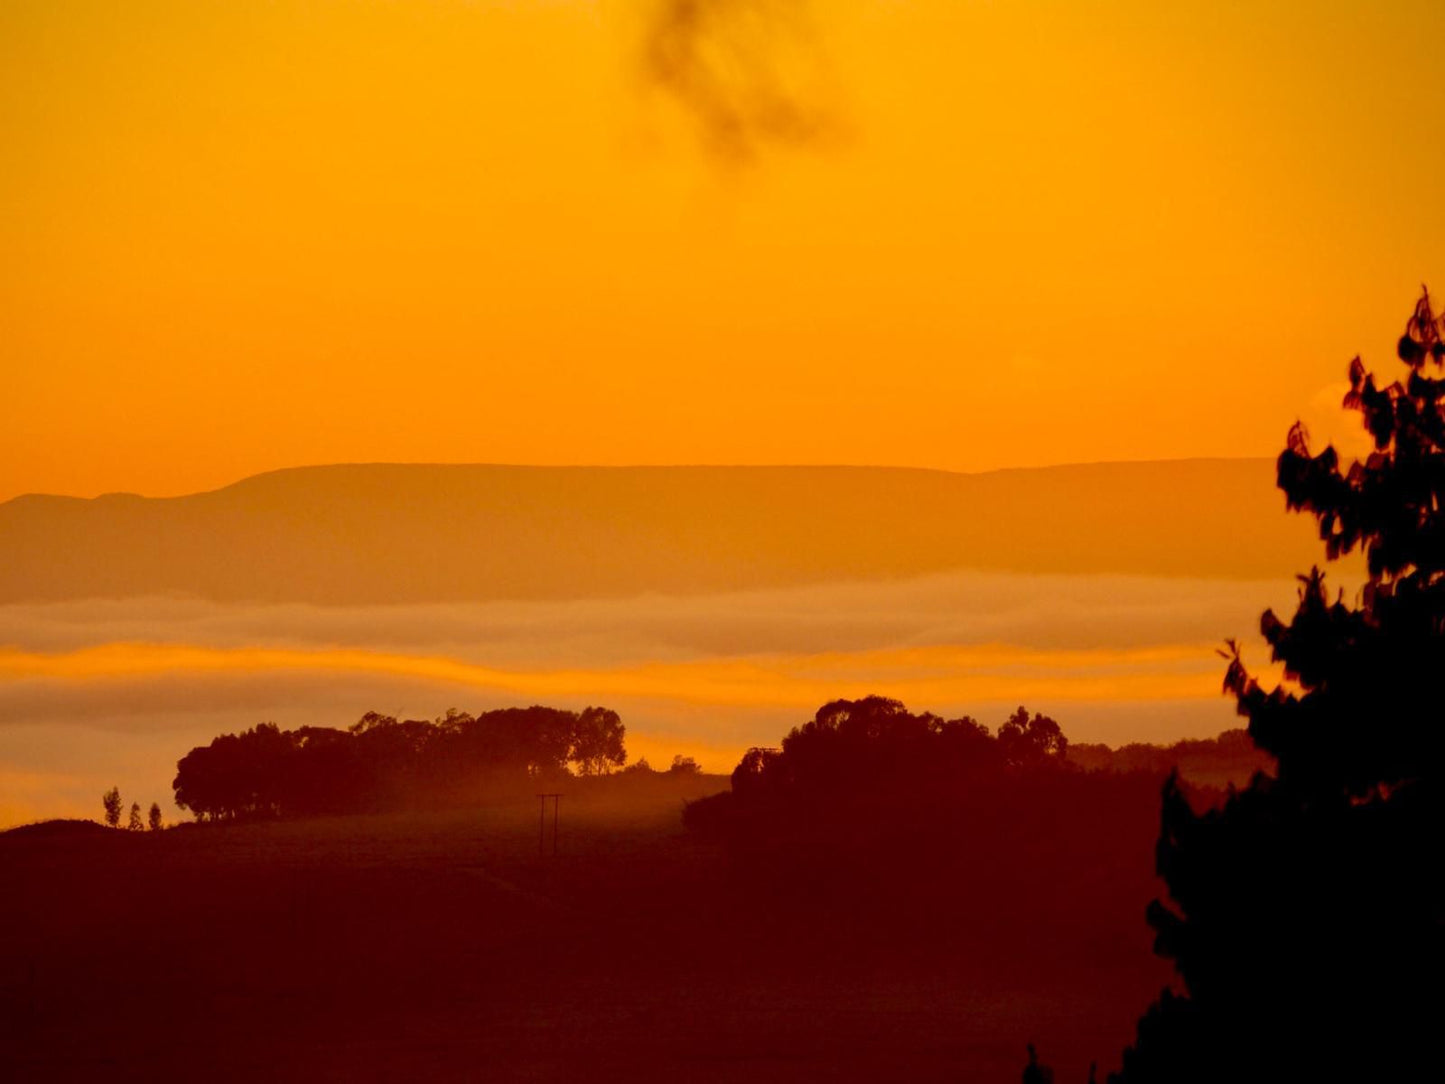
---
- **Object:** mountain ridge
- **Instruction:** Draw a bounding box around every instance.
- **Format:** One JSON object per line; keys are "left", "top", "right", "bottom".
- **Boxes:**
{"left": 0, "top": 459, "right": 1319, "bottom": 604}
{"left": 2, "top": 456, "right": 1274, "bottom": 506}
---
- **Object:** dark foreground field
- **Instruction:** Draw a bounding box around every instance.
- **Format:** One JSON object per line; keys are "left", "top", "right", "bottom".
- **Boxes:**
{"left": 0, "top": 781, "right": 1169, "bottom": 1083}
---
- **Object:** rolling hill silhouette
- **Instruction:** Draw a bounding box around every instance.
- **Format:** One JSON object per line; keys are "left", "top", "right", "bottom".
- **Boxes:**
{"left": 0, "top": 460, "right": 1317, "bottom": 604}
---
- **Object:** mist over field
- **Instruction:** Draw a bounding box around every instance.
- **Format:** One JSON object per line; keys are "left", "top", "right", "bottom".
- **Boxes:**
{"left": 0, "top": 566, "right": 1327, "bottom": 826}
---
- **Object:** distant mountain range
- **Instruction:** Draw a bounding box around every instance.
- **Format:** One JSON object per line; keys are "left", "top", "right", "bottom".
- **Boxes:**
{"left": 0, "top": 460, "right": 1323, "bottom": 604}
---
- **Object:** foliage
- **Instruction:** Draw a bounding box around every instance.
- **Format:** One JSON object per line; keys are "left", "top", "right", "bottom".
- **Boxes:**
{"left": 1110, "top": 290, "right": 1445, "bottom": 1081}
{"left": 127, "top": 802, "right": 143, "bottom": 831}
{"left": 692, "top": 696, "right": 1068, "bottom": 823}
{"left": 570, "top": 707, "right": 627, "bottom": 775}
{"left": 102, "top": 786, "right": 121, "bottom": 829}
{"left": 686, "top": 696, "right": 1076, "bottom": 840}
{"left": 173, "top": 704, "right": 627, "bottom": 822}
{"left": 147, "top": 802, "right": 163, "bottom": 832}
{"left": 998, "top": 706, "right": 1068, "bottom": 767}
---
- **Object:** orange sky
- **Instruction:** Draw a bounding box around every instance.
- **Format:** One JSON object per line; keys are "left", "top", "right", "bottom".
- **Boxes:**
{"left": 3, "top": 0, "right": 1444, "bottom": 502}
{"left": 0, "top": 640, "right": 1229, "bottom": 711}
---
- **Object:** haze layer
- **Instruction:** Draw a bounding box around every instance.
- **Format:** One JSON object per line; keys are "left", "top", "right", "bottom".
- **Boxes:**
{"left": 0, "top": 460, "right": 1340, "bottom": 826}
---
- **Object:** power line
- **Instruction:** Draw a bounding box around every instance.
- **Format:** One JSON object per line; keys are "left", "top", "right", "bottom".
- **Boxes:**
{"left": 535, "top": 792, "right": 561, "bottom": 856}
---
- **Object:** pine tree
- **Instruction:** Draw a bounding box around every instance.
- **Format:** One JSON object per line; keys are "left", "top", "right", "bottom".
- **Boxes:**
{"left": 127, "top": 802, "right": 143, "bottom": 831}
{"left": 148, "top": 802, "right": 163, "bottom": 832}
{"left": 1111, "top": 290, "right": 1445, "bottom": 1082}
{"left": 102, "top": 786, "right": 122, "bottom": 829}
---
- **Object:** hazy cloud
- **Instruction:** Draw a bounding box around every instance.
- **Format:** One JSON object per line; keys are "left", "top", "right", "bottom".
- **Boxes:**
{"left": 0, "top": 570, "right": 1333, "bottom": 663}
{"left": 638, "top": 0, "right": 841, "bottom": 161}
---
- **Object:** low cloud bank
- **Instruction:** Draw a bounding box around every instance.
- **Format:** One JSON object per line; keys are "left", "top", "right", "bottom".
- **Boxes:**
{"left": 0, "top": 569, "right": 1326, "bottom": 826}
{"left": 0, "top": 569, "right": 1327, "bottom": 661}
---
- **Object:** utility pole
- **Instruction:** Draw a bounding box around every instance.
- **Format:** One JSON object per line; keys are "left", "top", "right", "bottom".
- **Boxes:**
{"left": 536, "top": 792, "right": 561, "bottom": 856}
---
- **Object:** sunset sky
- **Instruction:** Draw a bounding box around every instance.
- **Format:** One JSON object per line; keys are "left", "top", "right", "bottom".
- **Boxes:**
{"left": 3, "top": 0, "right": 1443, "bottom": 502}
{"left": 1, "top": 1, "right": 1442, "bottom": 825}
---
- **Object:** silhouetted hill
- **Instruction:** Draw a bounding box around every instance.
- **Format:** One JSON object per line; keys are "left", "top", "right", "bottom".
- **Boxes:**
{"left": 0, "top": 794, "right": 1161, "bottom": 1083}
{"left": 0, "top": 460, "right": 1317, "bottom": 604}
{"left": 0, "top": 818, "right": 112, "bottom": 841}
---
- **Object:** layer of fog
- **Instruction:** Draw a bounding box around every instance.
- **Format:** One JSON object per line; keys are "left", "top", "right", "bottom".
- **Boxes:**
{"left": 1, "top": 568, "right": 1338, "bottom": 826}
{"left": 0, "top": 568, "right": 1335, "bottom": 663}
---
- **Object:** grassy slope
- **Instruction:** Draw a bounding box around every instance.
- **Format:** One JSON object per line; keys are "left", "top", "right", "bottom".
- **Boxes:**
{"left": 0, "top": 775, "right": 1168, "bottom": 1083}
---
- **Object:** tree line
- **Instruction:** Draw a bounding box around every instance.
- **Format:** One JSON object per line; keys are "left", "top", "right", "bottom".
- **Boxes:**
{"left": 101, "top": 786, "right": 164, "bottom": 831}
{"left": 687, "top": 701, "right": 1268, "bottom": 846}
{"left": 1067, "top": 729, "right": 1269, "bottom": 787}
{"left": 172, "top": 704, "right": 626, "bottom": 821}
{"left": 691, "top": 700, "right": 1067, "bottom": 822}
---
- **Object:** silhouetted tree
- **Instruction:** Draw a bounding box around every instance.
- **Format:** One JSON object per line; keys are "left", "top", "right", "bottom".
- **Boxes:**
{"left": 728, "top": 745, "right": 784, "bottom": 798}
{"left": 127, "top": 802, "right": 143, "bottom": 831}
{"left": 147, "top": 802, "right": 163, "bottom": 832}
{"left": 571, "top": 706, "right": 627, "bottom": 775}
{"left": 669, "top": 754, "right": 701, "bottom": 775}
{"left": 1110, "top": 289, "right": 1445, "bottom": 1081}
{"left": 174, "top": 722, "right": 295, "bottom": 821}
{"left": 997, "top": 706, "right": 1068, "bottom": 767}
{"left": 1022, "top": 1043, "right": 1054, "bottom": 1084}
{"left": 174, "top": 703, "right": 629, "bottom": 819}
{"left": 102, "top": 786, "right": 121, "bottom": 829}
{"left": 684, "top": 696, "right": 1116, "bottom": 865}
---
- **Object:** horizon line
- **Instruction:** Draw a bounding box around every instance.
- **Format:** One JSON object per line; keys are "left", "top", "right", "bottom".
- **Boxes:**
{"left": 3, "top": 454, "right": 1276, "bottom": 506}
